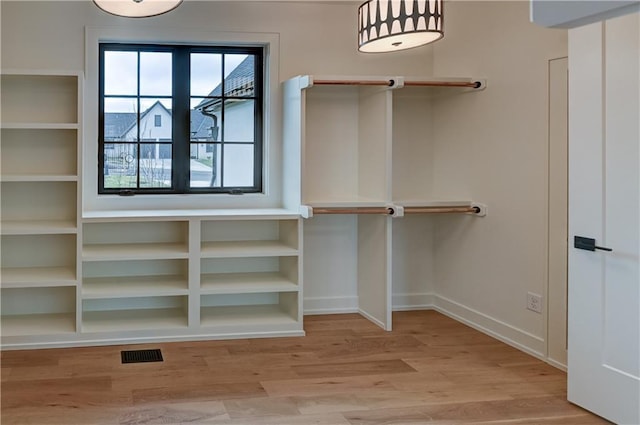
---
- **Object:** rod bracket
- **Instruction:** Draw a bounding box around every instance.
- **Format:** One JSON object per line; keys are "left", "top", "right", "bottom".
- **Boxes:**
{"left": 389, "top": 77, "right": 404, "bottom": 89}
{"left": 300, "top": 205, "right": 313, "bottom": 219}
{"left": 471, "top": 202, "right": 487, "bottom": 217}
{"left": 472, "top": 78, "right": 487, "bottom": 90}
{"left": 390, "top": 206, "right": 404, "bottom": 217}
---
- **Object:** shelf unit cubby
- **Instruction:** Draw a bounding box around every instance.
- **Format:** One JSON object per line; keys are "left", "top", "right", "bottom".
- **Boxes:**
{"left": 1, "top": 129, "right": 78, "bottom": 180}
{"left": 1, "top": 74, "right": 78, "bottom": 125}
{"left": 82, "top": 296, "right": 188, "bottom": 333}
{"left": 1, "top": 287, "right": 76, "bottom": 337}
{"left": 82, "top": 221, "right": 189, "bottom": 261}
{"left": 200, "top": 292, "right": 299, "bottom": 328}
{"left": 1, "top": 234, "right": 77, "bottom": 287}
{"left": 200, "top": 219, "right": 298, "bottom": 258}
{"left": 82, "top": 259, "right": 189, "bottom": 298}
{"left": 1, "top": 181, "right": 78, "bottom": 234}
{"left": 201, "top": 256, "right": 299, "bottom": 294}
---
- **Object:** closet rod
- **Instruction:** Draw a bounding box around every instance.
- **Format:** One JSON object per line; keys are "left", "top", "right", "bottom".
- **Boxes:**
{"left": 403, "top": 206, "right": 481, "bottom": 214}
{"left": 312, "top": 79, "right": 481, "bottom": 88}
{"left": 312, "top": 207, "right": 394, "bottom": 215}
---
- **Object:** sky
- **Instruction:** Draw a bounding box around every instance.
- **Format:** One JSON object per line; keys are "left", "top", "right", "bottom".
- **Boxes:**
{"left": 104, "top": 50, "right": 248, "bottom": 113}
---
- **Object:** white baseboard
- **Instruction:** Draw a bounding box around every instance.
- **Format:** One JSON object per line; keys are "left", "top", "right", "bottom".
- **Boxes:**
{"left": 432, "top": 295, "right": 546, "bottom": 360}
{"left": 392, "top": 292, "right": 436, "bottom": 311}
{"left": 546, "top": 356, "right": 568, "bottom": 371}
{"left": 358, "top": 308, "right": 388, "bottom": 330}
{"left": 303, "top": 296, "right": 358, "bottom": 315}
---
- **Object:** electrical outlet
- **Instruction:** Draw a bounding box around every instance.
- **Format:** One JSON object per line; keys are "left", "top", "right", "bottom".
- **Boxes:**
{"left": 527, "top": 292, "right": 543, "bottom": 313}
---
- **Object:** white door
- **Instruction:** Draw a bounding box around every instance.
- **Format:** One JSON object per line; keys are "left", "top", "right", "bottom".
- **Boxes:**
{"left": 568, "top": 13, "right": 640, "bottom": 424}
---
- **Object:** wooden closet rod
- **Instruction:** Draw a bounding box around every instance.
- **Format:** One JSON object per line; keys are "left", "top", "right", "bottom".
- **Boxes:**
{"left": 403, "top": 206, "right": 481, "bottom": 214}
{"left": 312, "top": 79, "right": 482, "bottom": 88}
{"left": 312, "top": 207, "right": 394, "bottom": 215}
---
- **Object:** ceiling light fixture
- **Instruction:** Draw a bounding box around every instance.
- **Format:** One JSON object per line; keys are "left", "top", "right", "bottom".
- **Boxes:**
{"left": 93, "top": 0, "right": 183, "bottom": 18}
{"left": 358, "top": 0, "right": 444, "bottom": 53}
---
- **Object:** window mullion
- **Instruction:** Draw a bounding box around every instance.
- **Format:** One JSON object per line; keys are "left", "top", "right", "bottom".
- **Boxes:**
{"left": 173, "top": 47, "right": 190, "bottom": 192}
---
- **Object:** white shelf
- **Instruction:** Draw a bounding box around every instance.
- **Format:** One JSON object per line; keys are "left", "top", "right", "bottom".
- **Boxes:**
{"left": 304, "top": 199, "right": 391, "bottom": 208}
{"left": 201, "top": 272, "right": 298, "bottom": 294}
{"left": 1, "top": 220, "right": 77, "bottom": 235}
{"left": 83, "top": 275, "right": 188, "bottom": 299}
{"left": 0, "top": 122, "right": 79, "bottom": 130}
{"left": 82, "top": 208, "right": 300, "bottom": 221}
{"left": 201, "top": 241, "right": 298, "bottom": 258}
{"left": 200, "top": 305, "right": 298, "bottom": 327}
{"left": 83, "top": 243, "right": 189, "bottom": 261}
{"left": 1, "top": 266, "right": 77, "bottom": 287}
{"left": 82, "top": 308, "right": 188, "bottom": 333}
{"left": 0, "top": 175, "right": 78, "bottom": 182}
{"left": 1, "top": 313, "right": 76, "bottom": 336}
{"left": 393, "top": 200, "right": 473, "bottom": 207}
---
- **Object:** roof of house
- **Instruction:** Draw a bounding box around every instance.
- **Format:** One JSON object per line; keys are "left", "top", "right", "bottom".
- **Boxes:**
{"left": 105, "top": 105, "right": 214, "bottom": 140}
{"left": 197, "top": 56, "right": 255, "bottom": 111}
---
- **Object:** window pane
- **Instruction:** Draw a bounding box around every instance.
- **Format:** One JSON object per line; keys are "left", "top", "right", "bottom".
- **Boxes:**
{"left": 103, "top": 143, "right": 138, "bottom": 188}
{"left": 139, "top": 98, "right": 172, "bottom": 141}
{"left": 191, "top": 53, "right": 222, "bottom": 96}
{"left": 223, "top": 144, "right": 254, "bottom": 187}
{"left": 190, "top": 143, "right": 220, "bottom": 188}
{"left": 104, "top": 51, "right": 137, "bottom": 96}
{"left": 140, "top": 52, "right": 172, "bottom": 96}
{"left": 190, "top": 99, "right": 219, "bottom": 141}
{"left": 224, "top": 54, "right": 255, "bottom": 97}
{"left": 140, "top": 143, "right": 171, "bottom": 188}
{"left": 223, "top": 99, "right": 254, "bottom": 142}
{"left": 104, "top": 98, "right": 138, "bottom": 142}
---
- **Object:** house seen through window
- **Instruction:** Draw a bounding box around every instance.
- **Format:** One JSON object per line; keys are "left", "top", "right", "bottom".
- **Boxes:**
{"left": 99, "top": 44, "right": 263, "bottom": 194}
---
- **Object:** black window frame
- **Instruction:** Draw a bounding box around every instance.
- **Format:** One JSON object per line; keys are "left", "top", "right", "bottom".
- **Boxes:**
{"left": 98, "top": 43, "right": 264, "bottom": 195}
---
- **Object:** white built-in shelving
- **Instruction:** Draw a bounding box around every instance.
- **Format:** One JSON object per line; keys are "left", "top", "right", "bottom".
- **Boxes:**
{"left": 1, "top": 71, "right": 82, "bottom": 342}
{"left": 198, "top": 218, "right": 302, "bottom": 331}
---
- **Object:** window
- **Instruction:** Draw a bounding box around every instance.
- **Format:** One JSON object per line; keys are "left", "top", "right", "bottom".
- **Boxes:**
{"left": 99, "top": 43, "right": 263, "bottom": 194}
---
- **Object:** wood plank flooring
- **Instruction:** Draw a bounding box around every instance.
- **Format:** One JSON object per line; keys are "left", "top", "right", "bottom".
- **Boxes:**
{"left": 1, "top": 311, "right": 610, "bottom": 424}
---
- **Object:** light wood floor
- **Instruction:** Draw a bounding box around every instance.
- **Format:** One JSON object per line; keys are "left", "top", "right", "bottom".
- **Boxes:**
{"left": 1, "top": 311, "right": 609, "bottom": 424}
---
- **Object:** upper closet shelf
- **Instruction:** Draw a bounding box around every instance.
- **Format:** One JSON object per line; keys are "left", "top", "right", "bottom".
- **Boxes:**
{"left": 0, "top": 123, "right": 79, "bottom": 130}
{"left": 1, "top": 175, "right": 78, "bottom": 183}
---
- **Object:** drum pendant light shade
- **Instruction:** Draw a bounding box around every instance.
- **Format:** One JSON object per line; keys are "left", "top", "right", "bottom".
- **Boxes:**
{"left": 358, "top": 0, "right": 444, "bottom": 53}
{"left": 93, "top": 0, "right": 183, "bottom": 18}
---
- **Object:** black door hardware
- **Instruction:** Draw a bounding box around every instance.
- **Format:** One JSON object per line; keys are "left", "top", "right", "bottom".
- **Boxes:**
{"left": 574, "top": 236, "right": 613, "bottom": 252}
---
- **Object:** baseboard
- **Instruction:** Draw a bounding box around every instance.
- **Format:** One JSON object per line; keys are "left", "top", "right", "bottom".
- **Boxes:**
{"left": 358, "top": 308, "right": 388, "bottom": 330}
{"left": 303, "top": 296, "right": 358, "bottom": 315}
{"left": 433, "top": 295, "right": 546, "bottom": 360}
{"left": 303, "top": 293, "right": 435, "bottom": 315}
{"left": 546, "top": 356, "right": 567, "bottom": 371}
{"left": 392, "top": 292, "right": 436, "bottom": 311}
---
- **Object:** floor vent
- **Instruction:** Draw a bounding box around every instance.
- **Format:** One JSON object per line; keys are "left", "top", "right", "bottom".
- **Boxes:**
{"left": 121, "top": 349, "right": 163, "bottom": 364}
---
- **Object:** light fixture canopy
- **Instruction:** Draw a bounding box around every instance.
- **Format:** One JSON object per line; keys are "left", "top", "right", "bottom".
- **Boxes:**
{"left": 358, "top": 0, "right": 444, "bottom": 53}
{"left": 93, "top": 0, "right": 183, "bottom": 18}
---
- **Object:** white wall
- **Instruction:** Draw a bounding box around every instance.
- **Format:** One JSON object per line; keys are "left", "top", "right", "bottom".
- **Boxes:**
{"left": 431, "top": 1, "right": 567, "bottom": 357}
